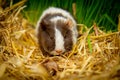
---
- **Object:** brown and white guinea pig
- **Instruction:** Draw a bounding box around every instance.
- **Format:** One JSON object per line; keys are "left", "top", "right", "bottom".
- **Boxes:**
{"left": 36, "top": 7, "right": 78, "bottom": 55}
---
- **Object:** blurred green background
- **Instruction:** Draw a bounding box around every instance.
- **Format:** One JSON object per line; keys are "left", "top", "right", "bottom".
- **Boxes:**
{"left": 13, "top": 0, "right": 120, "bottom": 31}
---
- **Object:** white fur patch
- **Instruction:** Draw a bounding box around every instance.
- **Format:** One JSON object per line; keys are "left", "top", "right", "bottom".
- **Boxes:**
{"left": 50, "top": 16, "right": 67, "bottom": 23}
{"left": 54, "top": 26, "right": 65, "bottom": 52}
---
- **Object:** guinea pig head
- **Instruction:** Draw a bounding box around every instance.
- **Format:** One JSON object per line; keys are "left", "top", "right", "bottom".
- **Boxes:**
{"left": 37, "top": 19, "right": 75, "bottom": 55}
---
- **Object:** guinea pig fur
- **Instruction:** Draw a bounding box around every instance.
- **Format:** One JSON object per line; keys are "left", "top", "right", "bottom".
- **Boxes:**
{"left": 36, "top": 7, "right": 78, "bottom": 55}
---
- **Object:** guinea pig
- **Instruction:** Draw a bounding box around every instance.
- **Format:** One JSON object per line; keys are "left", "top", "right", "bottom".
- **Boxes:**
{"left": 36, "top": 7, "right": 78, "bottom": 55}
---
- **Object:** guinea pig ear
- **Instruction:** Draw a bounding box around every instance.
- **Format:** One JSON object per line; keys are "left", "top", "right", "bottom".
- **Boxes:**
{"left": 40, "top": 19, "right": 50, "bottom": 30}
{"left": 41, "top": 19, "right": 49, "bottom": 27}
{"left": 65, "top": 19, "right": 73, "bottom": 28}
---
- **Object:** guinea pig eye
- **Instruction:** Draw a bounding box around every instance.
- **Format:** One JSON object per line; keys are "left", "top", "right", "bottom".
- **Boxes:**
{"left": 64, "top": 30, "right": 70, "bottom": 38}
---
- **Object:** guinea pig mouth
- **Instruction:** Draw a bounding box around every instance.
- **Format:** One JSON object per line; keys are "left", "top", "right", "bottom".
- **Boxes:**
{"left": 50, "top": 50, "right": 64, "bottom": 55}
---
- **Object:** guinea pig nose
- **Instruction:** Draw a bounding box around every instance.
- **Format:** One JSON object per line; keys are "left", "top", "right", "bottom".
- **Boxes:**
{"left": 55, "top": 50, "right": 62, "bottom": 53}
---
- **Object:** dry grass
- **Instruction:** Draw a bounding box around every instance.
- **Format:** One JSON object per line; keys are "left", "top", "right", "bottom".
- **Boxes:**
{"left": 0, "top": 1, "right": 120, "bottom": 80}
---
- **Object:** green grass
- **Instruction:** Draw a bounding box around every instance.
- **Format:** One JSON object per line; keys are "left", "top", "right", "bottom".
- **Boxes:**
{"left": 21, "top": 0, "right": 120, "bottom": 31}
{"left": 87, "top": 35, "right": 92, "bottom": 54}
